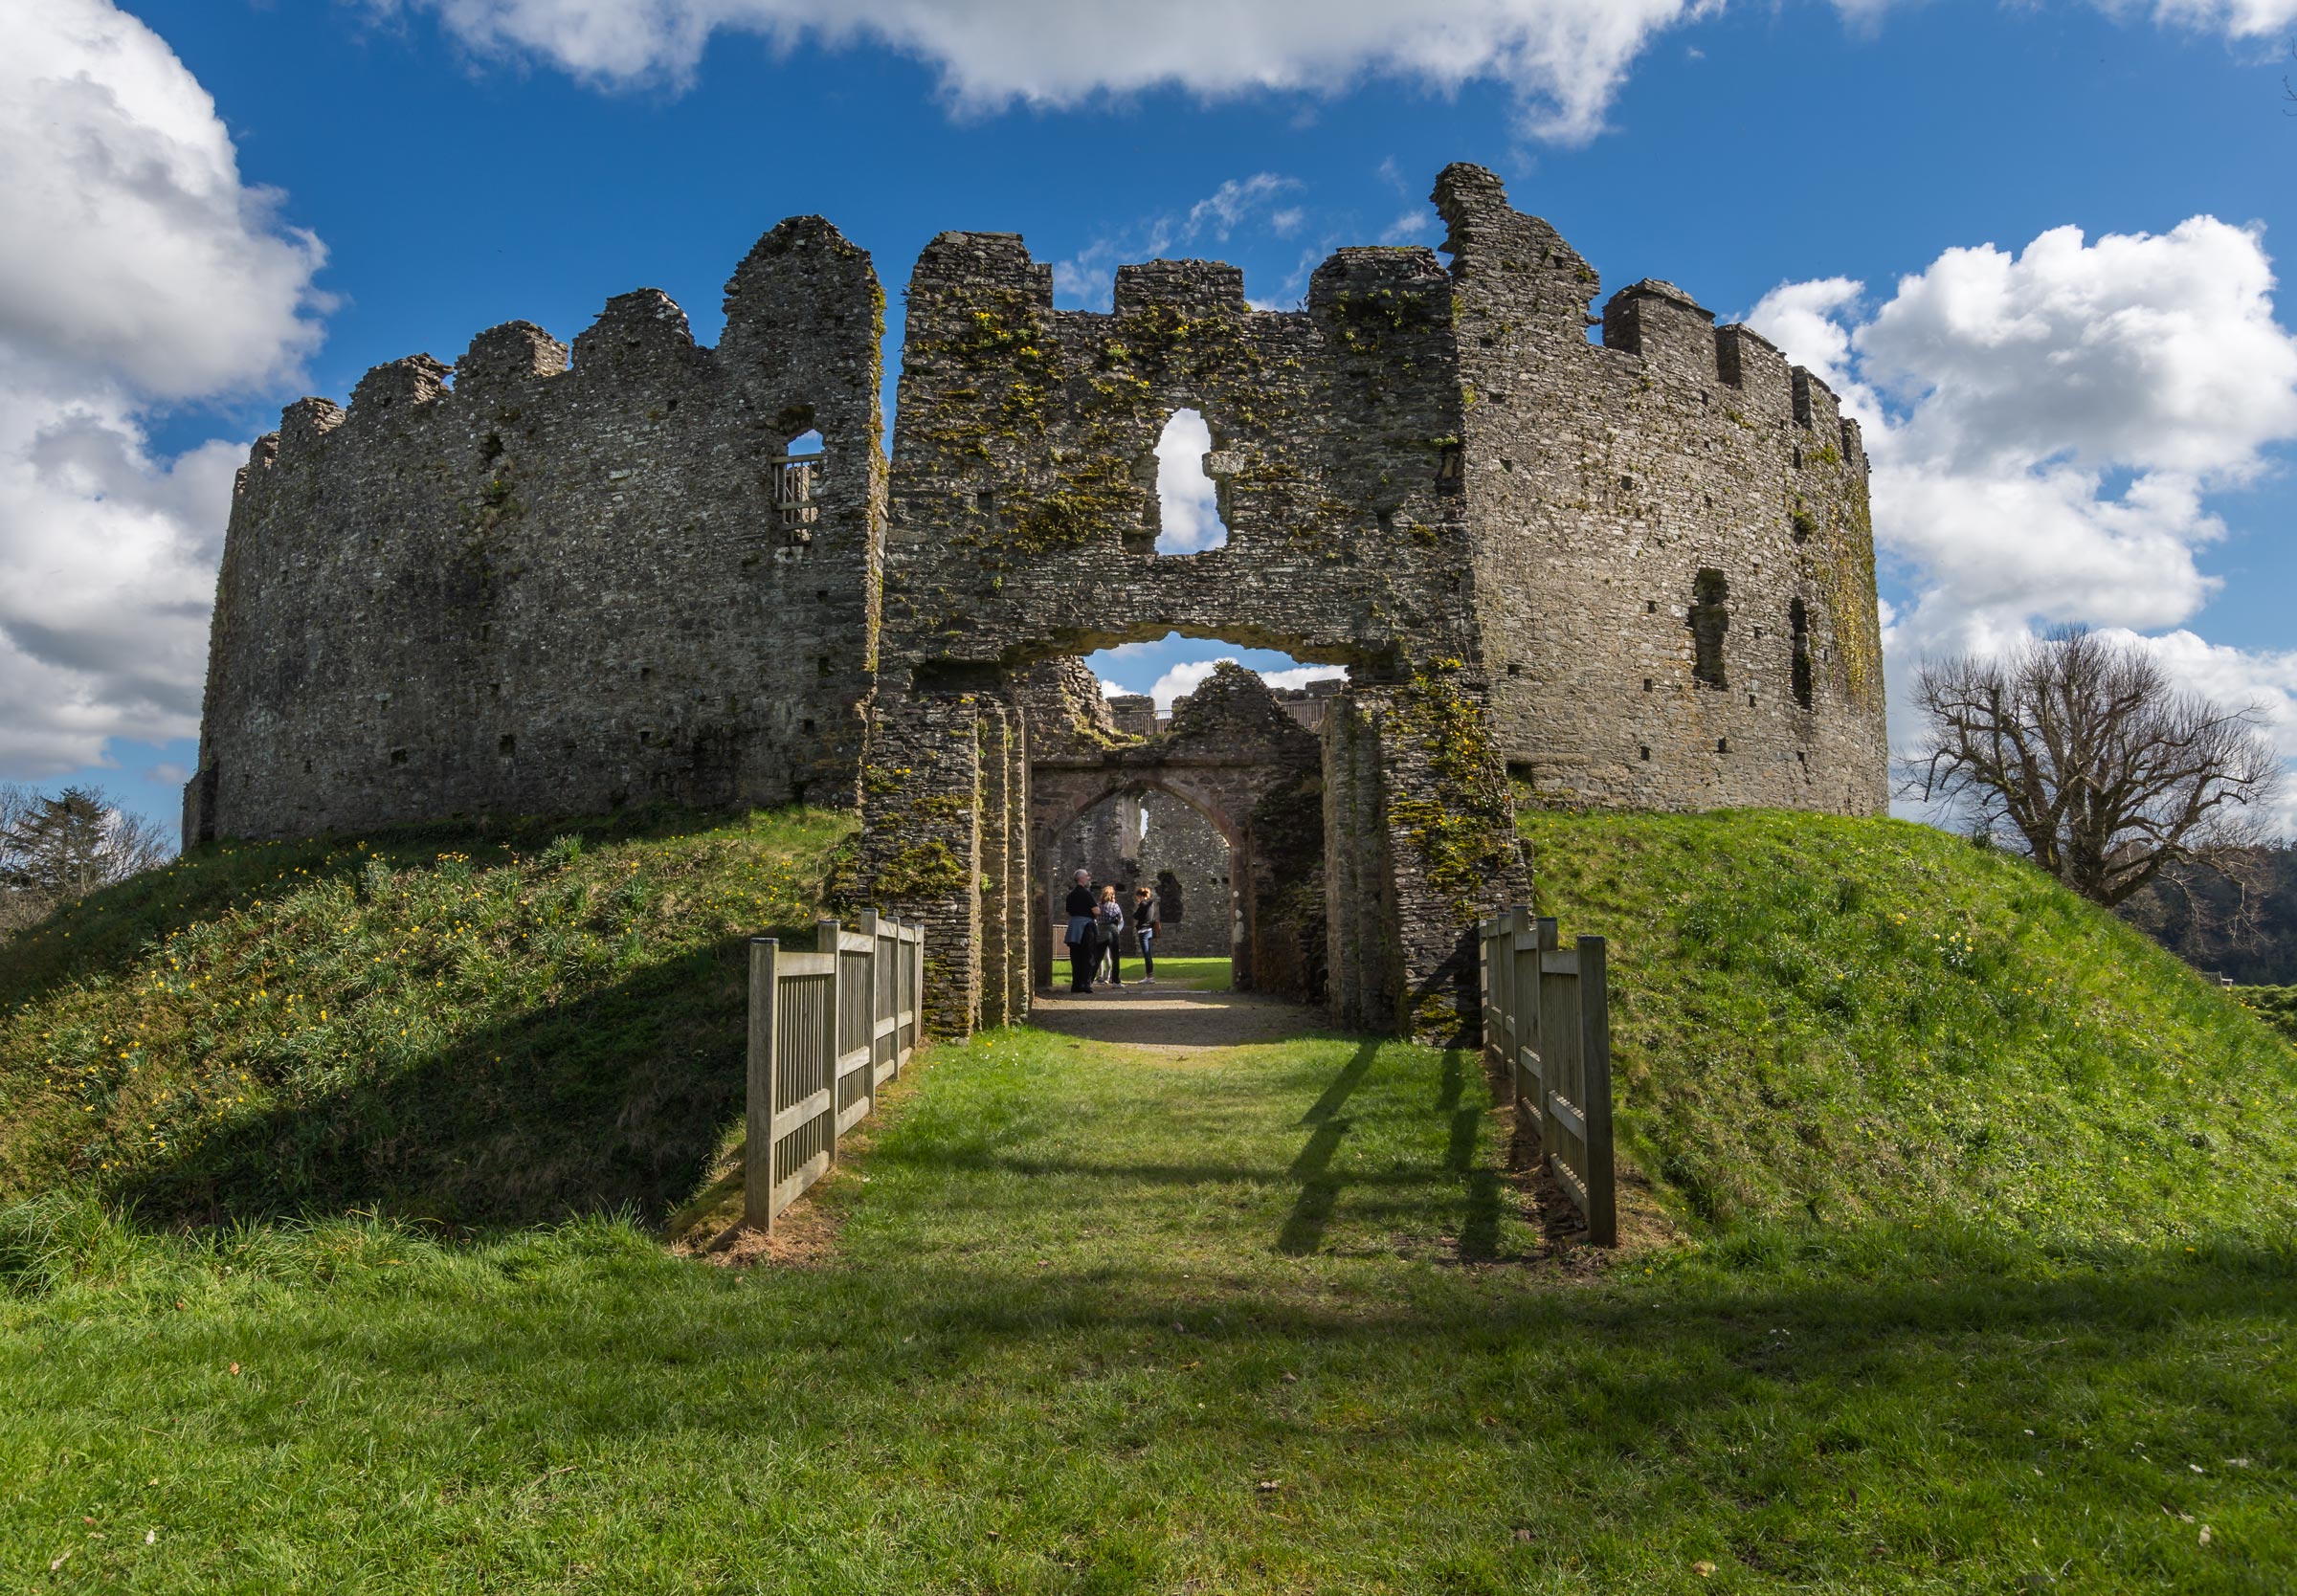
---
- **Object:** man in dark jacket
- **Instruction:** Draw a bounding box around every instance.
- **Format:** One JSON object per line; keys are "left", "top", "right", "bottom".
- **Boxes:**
{"left": 1063, "top": 870, "right": 1097, "bottom": 994}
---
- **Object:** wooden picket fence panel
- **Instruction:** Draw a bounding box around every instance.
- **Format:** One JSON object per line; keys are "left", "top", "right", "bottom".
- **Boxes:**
{"left": 1479, "top": 904, "right": 1617, "bottom": 1246}
{"left": 745, "top": 911, "right": 925, "bottom": 1230}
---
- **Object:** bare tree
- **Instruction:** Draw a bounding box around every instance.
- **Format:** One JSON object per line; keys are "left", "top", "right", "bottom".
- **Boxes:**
{"left": 0, "top": 785, "right": 176, "bottom": 938}
{"left": 1904, "top": 628, "right": 2286, "bottom": 907}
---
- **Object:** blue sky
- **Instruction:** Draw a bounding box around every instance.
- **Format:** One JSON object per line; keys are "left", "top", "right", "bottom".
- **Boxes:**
{"left": 4, "top": 0, "right": 2294, "bottom": 831}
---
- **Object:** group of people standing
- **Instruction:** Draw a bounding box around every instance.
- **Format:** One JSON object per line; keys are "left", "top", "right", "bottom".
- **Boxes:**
{"left": 1061, "top": 870, "right": 1161, "bottom": 994}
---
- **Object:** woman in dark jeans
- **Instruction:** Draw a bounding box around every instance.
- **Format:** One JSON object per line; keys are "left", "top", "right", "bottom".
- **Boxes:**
{"left": 1063, "top": 870, "right": 1097, "bottom": 993}
{"left": 1131, "top": 885, "right": 1160, "bottom": 983}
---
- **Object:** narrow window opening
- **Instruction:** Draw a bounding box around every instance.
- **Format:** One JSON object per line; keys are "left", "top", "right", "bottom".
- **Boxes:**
{"left": 1717, "top": 737, "right": 1729, "bottom": 753}
{"left": 775, "top": 427, "right": 824, "bottom": 543}
{"left": 1790, "top": 597, "right": 1815, "bottom": 710}
{"left": 1645, "top": 599, "right": 1658, "bottom": 614}
{"left": 1642, "top": 677, "right": 1654, "bottom": 692}
{"left": 801, "top": 718, "right": 815, "bottom": 734}
{"left": 389, "top": 748, "right": 408, "bottom": 766}
{"left": 1639, "top": 745, "right": 1651, "bottom": 761}
{"left": 1157, "top": 871, "right": 1184, "bottom": 924}
{"left": 499, "top": 734, "right": 516, "bottom": 756}
{"left": 817, "top": 656, "right": 833, "bottom": 676}
{"left": 1689, "top": 568, "right": 1729, "bottom": 688}
{"left": 1154, "top": 409, "right": 1227, "bottom": 554}
{"left": 1437, "top": 443, "right": 1464, "bottom": 489}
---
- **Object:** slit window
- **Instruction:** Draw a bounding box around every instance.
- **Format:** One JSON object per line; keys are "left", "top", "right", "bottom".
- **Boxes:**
{"left": 1790, "top": 597, "right": 1815, "bottom": 710}
{"left": 1689, "top": 568, "right": 1729, "bottom": 688}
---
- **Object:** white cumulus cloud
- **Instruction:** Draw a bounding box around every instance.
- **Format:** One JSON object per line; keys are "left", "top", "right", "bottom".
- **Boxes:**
{"left": 376, "top": 0, "right": 2297, "bottom": 143}
{"left": 378, "top": 0, "right": 1727, "bottom": 142}
{"left": 1749, "top": 216, "right": 2297, "bottom": 660}
{"left": 0, "top": 0, "right": 329, "bottom": 777}
{"left": 1748, "top": 214, "right": 2297, "bottom": 809}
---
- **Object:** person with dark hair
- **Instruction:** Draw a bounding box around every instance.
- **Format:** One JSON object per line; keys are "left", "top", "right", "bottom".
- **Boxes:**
{"left": 1131, "top": 883, "right": 1160, "bottom": 983}
{"left": 1063, "top": 869, "right": 1097, "bottom": 994}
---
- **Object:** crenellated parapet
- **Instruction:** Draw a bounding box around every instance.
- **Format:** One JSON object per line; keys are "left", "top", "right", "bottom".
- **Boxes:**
{"left": 190, "top": 165, "right": 1885, "bottom": 1040}
{"left": 1438, "top": 161, "right": 1886, "bottom": 817}
{"left": 188, "top": 219, "right": 887, "bottom": 848}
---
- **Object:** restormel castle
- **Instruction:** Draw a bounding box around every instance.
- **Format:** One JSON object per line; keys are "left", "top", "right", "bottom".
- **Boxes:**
{"left": 189, "top": 164, "right": 1887, "bottom": 1039}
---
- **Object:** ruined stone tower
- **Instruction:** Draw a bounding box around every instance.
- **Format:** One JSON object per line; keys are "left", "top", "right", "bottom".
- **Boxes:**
{"left": 187, "top": 166, "right": 1886, "bottom": 1040}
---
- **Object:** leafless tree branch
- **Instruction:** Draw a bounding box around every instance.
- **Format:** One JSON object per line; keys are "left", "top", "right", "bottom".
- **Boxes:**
{"left": 1899, "top": 627, "right": 2286, "bottom": 907}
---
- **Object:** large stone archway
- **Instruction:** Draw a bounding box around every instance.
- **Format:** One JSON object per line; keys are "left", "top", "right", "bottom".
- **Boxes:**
{"left": 854, "top": 230, "right": 1531, "bottom": 1042}
{"left": 1026, "top": 662, "right": 1325, "bottom": 1000}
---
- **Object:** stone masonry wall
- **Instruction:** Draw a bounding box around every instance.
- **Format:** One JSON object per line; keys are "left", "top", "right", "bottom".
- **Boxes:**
{"left": 863, "top": 229, "right": 1530, "bottom": 1035}
{"left": 188, "top": 217, "right": 885, "bottom": 843}
{"left": 1435, "top": 165, "right": 1889, "bottom": 814}
{"left": 187, "top": 170, "right": 1888, "bottom": 1040}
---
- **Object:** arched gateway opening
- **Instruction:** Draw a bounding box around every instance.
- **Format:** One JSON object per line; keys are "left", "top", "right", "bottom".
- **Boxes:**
{"left": 1023, "top": 657, "right": 1329, "bottom": 1003}
{"left": 854, "top": 216, "right": 1537, "bottom": 1043}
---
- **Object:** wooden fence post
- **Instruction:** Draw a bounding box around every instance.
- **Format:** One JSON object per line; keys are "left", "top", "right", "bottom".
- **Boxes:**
{"left": 1504, "top": 905, "right": 1532, "bottom": 1105}
{"left": 818, "top": 916, "right": 843, "bottom": 1164}
{"left": 860, "top": 908, "right": 882, "bottom": 1083}
{"left": 1576, "top": 934, "right": 1617, "bottom": 1247}
{"left": 1533, "top": 917, "right": 1559, "bottom": 1164}
{"left": 745, "top": 936, "right": 780, "bottom": 1233}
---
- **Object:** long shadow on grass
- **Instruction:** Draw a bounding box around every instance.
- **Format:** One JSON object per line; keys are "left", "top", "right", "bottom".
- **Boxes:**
{"left": 1279, "top": 1038, "right": 1379, "bottom": 1255}
{"left": 106, "top": 935, "right": 766, "bottom": 1228}
{"left": 883, "top": 1039, "right": 1505, "bottom": 1260}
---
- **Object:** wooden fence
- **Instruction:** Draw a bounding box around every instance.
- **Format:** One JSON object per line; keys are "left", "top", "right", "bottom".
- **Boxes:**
{"left": 745, "top": 911, "right": 925, "bottom": 1230}
{"left": 1479, "top": 905, "right": 1617, "bottom": 1246}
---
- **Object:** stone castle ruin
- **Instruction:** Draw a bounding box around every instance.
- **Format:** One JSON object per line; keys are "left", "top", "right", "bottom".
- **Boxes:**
{"left": 188, "top": 164, "right": 1887, "bottom": 1040}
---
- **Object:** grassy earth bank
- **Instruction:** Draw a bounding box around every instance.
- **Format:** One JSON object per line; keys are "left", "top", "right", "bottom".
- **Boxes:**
{"left": 0, "top": 808, "right": 853, "bottom": 1224}
{"left": 1517, "top": 806, "right": 2297, "bottom": 1244}
{"left": 1, "top": 807, "right": 2292, "bottom": 1589}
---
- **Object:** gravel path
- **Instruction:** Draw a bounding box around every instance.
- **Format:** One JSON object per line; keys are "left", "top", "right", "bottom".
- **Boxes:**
{"left": 1028, "top": 983, "right": 1327, "bottom": 1052}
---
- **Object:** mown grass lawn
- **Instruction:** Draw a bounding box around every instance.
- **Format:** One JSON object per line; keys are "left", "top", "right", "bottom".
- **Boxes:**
{"left": 6, "top": 1020, "right": 2291, "bottom": 1593}
{"left": 1143, "top": 955, "right": 1232, "bottom": 992}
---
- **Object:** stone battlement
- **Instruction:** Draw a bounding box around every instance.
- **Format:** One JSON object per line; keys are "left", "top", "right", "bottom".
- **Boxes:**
{"left": 188, "top": 166, "right": 1887, "bottom": 1037}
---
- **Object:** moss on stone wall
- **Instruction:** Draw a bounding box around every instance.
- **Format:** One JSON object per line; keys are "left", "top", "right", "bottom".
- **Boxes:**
{"left": 1385, "top": 658, "right": 1521, "bottom": 928}
{"left": 876, "top": 838, "right": 970, "bottom": 900}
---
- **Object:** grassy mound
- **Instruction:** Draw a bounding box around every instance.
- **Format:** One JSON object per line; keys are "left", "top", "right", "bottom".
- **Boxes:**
{"left": 1518, "top": 807, "right": 2297, "bottom": 1244}
{"left": 2237, "top": 986, "right": 2297, "bottom": 1046}
{"left": 0, "top": 809, "right": 851, "bottom": 1225}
